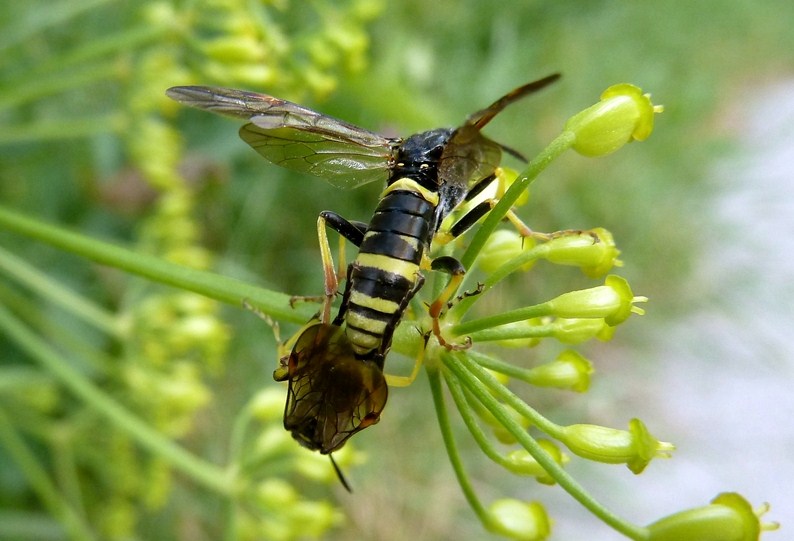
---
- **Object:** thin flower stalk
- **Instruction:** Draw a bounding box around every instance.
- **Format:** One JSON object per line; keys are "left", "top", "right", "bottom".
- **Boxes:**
{"left": 443, "top": 352, "right": 648, "bottom": 540}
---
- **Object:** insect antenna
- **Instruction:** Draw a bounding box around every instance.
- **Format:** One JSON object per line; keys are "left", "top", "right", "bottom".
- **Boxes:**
{"left": 497, "top": 142, "right": 528, "bottom": 162}
{"left": 329, "top": 454, "right": 352, "bottom": 493}
{"left": 467, "top": 73, "right": 561, "bottom": 130}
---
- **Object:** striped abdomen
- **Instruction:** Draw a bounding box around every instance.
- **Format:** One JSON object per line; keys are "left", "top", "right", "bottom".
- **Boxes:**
{"left": 342, "top": 178, "right": 439, "bottom": 361}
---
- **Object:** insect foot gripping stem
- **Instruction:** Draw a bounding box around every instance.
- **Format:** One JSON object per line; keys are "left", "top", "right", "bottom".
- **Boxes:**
{"left": 429, "top": 256, "right": 473, "bottom": 351}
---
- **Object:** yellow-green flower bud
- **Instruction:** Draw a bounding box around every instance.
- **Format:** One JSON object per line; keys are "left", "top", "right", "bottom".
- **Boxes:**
{"left": 565, "top": 83, "right": 663, "bottom": 157}
{"left": 479, "top": 229, "right": 536, "bottom": 274}
{"left": 254, "top": 478, "right": 298, "bottom": 508}
{"left": 249, "top": 388, "right": 288, "bottom": 422}
{"left": 287, "top": 500, "right": 345, "bottom": 537}
{"left": 97, "top": 498, "right": 136, "bottom": 539}
{"left": 545, "top": 275, "right": 647, "bottom": 326}
{"left": 492, "top": 404, "right": 531, "bottom": 445}
{"left": 557, "top": 418, "right": 674, "bottom": 473}
{"left": 525, "top": 350, "right": 593, "bottom": 392}
{"left": 504, "top": 440, "right": 569, "bottom": 485}
{"left": 487, "top": 320, "right": 542, "bottom": 348}
{"left": 538, "top": 228, "right": 621, "bottom": 277}
{"left": 494, "top": 166, "right": 529, "bottom": 207}
{"left": 201, "top": 36, "right": 265, "bottom": 63}
{"left": 201, "top": 61, "right": 274, "bottom": 88}
{"left": 142, "top": 2, "right": 177, "bottom": 28}
{"left": 647, "top": 492, "right": 779, "bottom": 541}
{"left": 142, "top": 457, "right": 172, "bottom": 510}
{"left": 487, "top": 499, "right": 551, "bottom": 540}
{"left": 252, "top": 426, "right": 297, "bottom": 459}
{"left": 549, "top": 317, "right": 610, "bottom": 344}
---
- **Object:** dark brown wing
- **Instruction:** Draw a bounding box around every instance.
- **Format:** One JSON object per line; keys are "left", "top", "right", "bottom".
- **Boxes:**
{"left": 283, "top": 323, "right": 387, "bottom": 454}
{"left": 166, "top": 86, "right": 398, "bottom": 189}
{"left": 438, "top": 73, "right": 561, "bottom": 194}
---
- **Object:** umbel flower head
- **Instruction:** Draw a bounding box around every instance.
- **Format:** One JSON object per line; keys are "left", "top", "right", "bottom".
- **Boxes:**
{"left": 399, "top": 81, "right": 772, "bottom": 541}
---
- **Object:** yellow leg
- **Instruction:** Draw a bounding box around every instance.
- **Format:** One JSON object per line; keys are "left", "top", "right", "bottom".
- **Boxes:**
{"left": 385, "top": 334, "right": 428, "bottom": 387}
{"left": 428, "top": 263, "right": 472, "bottom": 351}
{"left": 316, "top": 215, "right": 340, "bottom": 325}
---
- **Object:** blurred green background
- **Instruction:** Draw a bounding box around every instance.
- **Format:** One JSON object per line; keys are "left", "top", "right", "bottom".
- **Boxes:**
{"left": 1, "top": 0, "right": 792, "bottom": 539}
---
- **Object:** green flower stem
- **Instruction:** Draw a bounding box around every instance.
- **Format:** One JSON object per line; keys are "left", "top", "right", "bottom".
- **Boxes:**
{"left": 0, "top": 408, "right": 97, "bottom": 541}
{"left": 0, "top": 304, "right": 233, "bottom": 497}
{"left": 447, "top": 352, "right": 649, "bottom": 540}
{"left": 0, "top": 115, "right": 124, "bottom": 144}
{"left": 0, "top": 245, "right": 120, "bottom": 336}
{"left": 446, "top": 131, "right": 575, "bottom": 325}
{"left": 0, "top": 205, "right": 314, "bottom": 324}
{"left": 427, "top": 365, "right": 491, "bottom": 527}
{"left": 454, "top": 351, "right": 556, "bottom": 436}
{"left": 0, "top": 61, "right": 122, "bottom": 112}
{"left": 450, "top": 242, "right": 550, "bottom": 321}
{"left": 468, "top": 349, "right": 549, "bottom": 383}
{"left": 0, "top": 366, "right": 55, "bottom": 393}
{"left": 52, "top": 428, "right": 88, "bottom": 524}
{"left": 224, "top": 404, "right": 255, "bottom": 541}
{"left": 35, "top": 24, "right": 169, "bottom": 75}
{"left": 443, "top": 368, "right": 519, "bottom": 471}
{"left": 451, "top": 302, "right": 552, "bottom": 336}
{"left": 459, "top": 131, "right": 575, "bottom": 272}
{"left": 0, "top": 0, "right": 114, "bottom": 53}
{"left": 0, "top": 281, "right": 111, "bottom": 373}
{"left": 466, "top": 323, "right": 556, "bottom": 343}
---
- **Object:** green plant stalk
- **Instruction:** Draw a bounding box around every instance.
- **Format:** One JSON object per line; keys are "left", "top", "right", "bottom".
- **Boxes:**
{"left": 0, "top": 280, "right": 114, "bottom": 373}
{"left": 451, "top": 302, "right": 553, "bottom": 336}
{"left": 447, "top": 352, "right": 649, "bottom": 540}
{"left": 0, "top": 366, "right": 55, "bottom": 392}
{"left": 443, "top": 368, "right": 520, "bottom": 471}
{"left": 224, "top": 403, "right": 256, "bottom": 541}
{"left": 452, "top": 243, "right": 549, "bottom": 318}
{"left": 0, "top": 61, "right": 121, "bottom": 112}
{"left": 466, "top": 323, "right": 556, "bottom": 343}
{"left": 446, "top": 131, "right": 574, "bottom": 325}
{"left": 0, "top": 115, "right": 124, "bottom": 144}
{"left": 33, "top": 24, "right": 169, "bottom": 75}
{"left": 0, "top": 245, "right": 119, "bottom": 335}
{"left": 459, "top": 131, "right": 575, "bottom": 273}
{"left": 427, "top": 365, "right": 491, "bottom": 527}
{"left": 0, "top": 304, "right": 233, "bottom": 496}
{"left": 0, "top": 205, "right": 314, "bottom": 323}
{"left": 52, "top": 427, "right": 89, "bottom": 524}
{"left": 0, "top": 408, "right": 97, "bottom": 541}
{"left": 468, "top": 349, "right": 550, "bottom": 384}
{"left": 455, "top": 352, "right": 575, "bottom": 446}
{"left": 0, "top": 0, "right": 115, "bottom": 53}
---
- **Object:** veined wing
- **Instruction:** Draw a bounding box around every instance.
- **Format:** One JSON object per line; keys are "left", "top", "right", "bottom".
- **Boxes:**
{"left": 282, "top": 323, "right": 387, "bottom": 454}
{"left": 166, "top": 86, "right": 398, "bottom": 189}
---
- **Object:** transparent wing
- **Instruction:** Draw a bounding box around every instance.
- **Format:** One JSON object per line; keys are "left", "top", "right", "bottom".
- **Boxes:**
{"left": 439, "top": 125, "right": 503, "bottom": 190}
{"left": 166, "top": 86, "right": 398, "bottom": 189}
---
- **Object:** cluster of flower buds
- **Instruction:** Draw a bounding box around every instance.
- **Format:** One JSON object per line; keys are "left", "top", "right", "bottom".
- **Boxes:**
{"left": 420, "top": 84, "right": 775, "bottom": 540}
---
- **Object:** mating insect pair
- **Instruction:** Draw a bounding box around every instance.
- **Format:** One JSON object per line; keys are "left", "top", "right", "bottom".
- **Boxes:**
{"left": 167, "top": 73, "right": 559, "bottom": 460}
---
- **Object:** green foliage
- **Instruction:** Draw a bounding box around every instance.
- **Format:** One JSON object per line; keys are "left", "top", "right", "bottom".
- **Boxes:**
{"left": 1, "top": 1, "right": 383, "bottom": 539}
{"left": 0, "top": 0, "right": 789, "bottom": 540}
